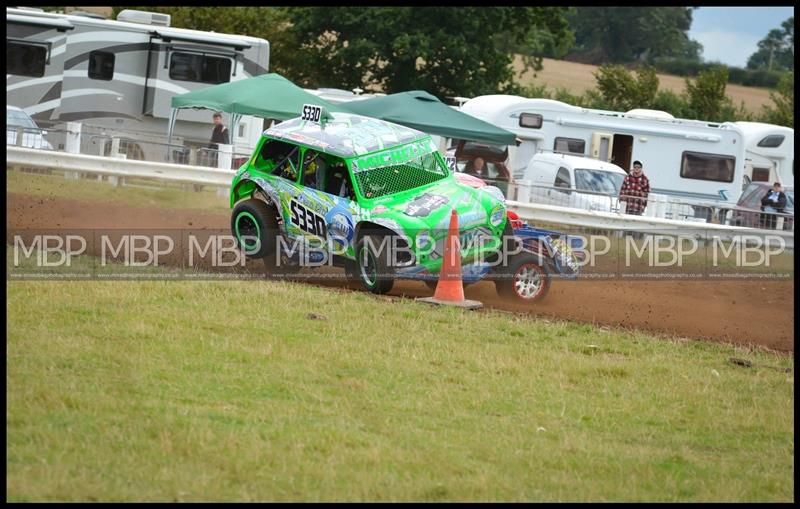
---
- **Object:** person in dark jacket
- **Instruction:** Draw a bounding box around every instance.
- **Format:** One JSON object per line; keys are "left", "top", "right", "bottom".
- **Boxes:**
{"left": 760, "top": 182, "right": 788, "bottom": 229}
{"left": 210, "top": 112, "right": 230, "bottom": 147}
{"left": 208, "top": 112, "right": 230, "bottom": 168}
{"left": 619, "top": 160, "right": 651, "bottom": 215}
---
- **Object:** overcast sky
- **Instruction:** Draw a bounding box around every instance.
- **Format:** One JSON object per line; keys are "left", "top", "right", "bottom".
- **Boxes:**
{"left": 688, "top": 6, "right": 794, "bottom": 68}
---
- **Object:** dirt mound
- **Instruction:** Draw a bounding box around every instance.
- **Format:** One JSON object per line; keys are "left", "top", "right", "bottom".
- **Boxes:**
{"left": 7, "top": 193, "right": 794, "bottom": 352}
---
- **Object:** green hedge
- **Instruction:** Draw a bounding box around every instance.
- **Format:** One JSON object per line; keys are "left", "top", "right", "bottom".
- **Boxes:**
{"left": 650, "top": 58, "right": 787, "bottom": 88}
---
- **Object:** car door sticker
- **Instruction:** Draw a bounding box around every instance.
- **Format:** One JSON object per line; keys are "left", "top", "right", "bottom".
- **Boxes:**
{"left": 289, "top": 199, "right": 327, "bottom": 238}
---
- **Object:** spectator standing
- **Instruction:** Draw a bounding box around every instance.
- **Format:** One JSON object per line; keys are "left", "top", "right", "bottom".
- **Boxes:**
{"left": 760, "top": 182, "right": 787, "bottom": 229}
{"left": 209, "top": 112, "right": 229, "bottom": 167}
{"left": 619, "top": 160, "right": 650, "bottom": 216}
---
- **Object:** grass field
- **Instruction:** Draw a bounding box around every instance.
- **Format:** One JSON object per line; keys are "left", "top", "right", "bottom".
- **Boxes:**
{"left": 513, "top": 56, "right": 775, "bottom": 115}
{"left": 6, "top": 261, "right": 794, "bottom": 501}
{"left": 7, "top": 169, "right": 229, "bottom": 213}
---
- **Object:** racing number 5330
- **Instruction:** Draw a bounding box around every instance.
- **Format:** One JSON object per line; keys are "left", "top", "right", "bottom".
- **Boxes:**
{"left": 290, "top": 199, "right": 327, "bottom": 238}
{"left": 301, "top": 104, "right": 322, "bottom": 123}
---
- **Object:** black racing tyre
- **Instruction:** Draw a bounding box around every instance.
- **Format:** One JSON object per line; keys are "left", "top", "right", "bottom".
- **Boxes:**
{"left": 355, "top": 232, "right": 395, "bottom": 294}
{"left": 496, "top": 253, "right": 551, "bottom": 302}
{"left": 231, "top": 199, "right": 279, "bottom": 260}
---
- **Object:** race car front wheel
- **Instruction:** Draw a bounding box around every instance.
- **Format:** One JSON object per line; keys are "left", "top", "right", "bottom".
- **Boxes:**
{"left": 231, "top": 199, "right": 278, "bottom": 260}
{"left": 496, "top": 253, "right": 550, "bottom": 302}
{"left": 355, "top": 233, "right": 395, "bottom": 295}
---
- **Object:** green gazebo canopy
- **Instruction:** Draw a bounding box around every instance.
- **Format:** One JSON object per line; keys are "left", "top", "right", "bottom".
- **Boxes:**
{"left": 342, "top": 90, "right": 517, "bottom": 146}
{"left": 170, "top": 72, "right": 350, "bottom": 120}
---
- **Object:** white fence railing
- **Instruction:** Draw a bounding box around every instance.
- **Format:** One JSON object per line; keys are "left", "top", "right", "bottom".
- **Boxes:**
{"left": 7, "top": 146, "right": 234, "bottom": 187}
{"left": 506, "top": 200, "right": 793, "bottom": 249}
{"left": 8, "top": 122, "right": 253, "bottom": 171}
{"left": 7, "top": 145, "right": 794, "bottom": 249}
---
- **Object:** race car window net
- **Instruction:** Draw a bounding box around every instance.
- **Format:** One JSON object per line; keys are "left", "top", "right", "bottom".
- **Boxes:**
{"left": 354, "top": 152, "right": 447, "bottom": 199}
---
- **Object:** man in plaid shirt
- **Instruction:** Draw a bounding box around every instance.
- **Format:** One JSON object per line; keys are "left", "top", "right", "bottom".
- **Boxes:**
{"left": 619, "top": 160, "right": 650, "bottom": 215}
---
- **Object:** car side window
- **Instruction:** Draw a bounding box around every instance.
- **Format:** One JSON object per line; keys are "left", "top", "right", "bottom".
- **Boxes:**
{"left": 323, "top": 160, "right": 355, "bottom": 201}
{"left": 739, "top": 185, "right": 764, "bottom": 208}
{"left": 554, "top": 167, "right": 571, "bottom": 189}
{"left": 274, "top": 147, "right": 300, "bottom": 182}
{"left": 254, "top": 139, "right": 300, "bottom": 182}
{"left": 744, "top": 189, "right": 763, "bottom": 209}
{"left": 301, "top": 150, "right": 328, "bottom": 190}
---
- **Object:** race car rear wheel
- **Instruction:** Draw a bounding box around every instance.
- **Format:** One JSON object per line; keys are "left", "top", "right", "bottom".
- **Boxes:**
{"left": 232, "top": 199, "right": 278, "bottom": 260}
{"left": 496, "top": 253, "right": 550, "bottom": 302}
{"left": 355, "top": 233, "right": 395, "bottom": 295}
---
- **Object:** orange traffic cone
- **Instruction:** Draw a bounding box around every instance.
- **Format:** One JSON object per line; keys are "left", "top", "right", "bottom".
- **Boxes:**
{"left": 416, "top": 209, "right": 483, "bottom": 310}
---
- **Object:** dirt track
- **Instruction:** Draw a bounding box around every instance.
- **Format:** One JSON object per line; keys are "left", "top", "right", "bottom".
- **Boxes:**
{"left": 7, "top": 193, "right": 795, "bottom": 352}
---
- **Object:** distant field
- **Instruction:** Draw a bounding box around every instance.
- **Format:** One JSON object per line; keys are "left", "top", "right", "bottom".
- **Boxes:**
{"left": 513, "top": 56, "right": 774, "bottom": 115}
{"left": 6, "top": 267, "right": 794, "bottom": 501}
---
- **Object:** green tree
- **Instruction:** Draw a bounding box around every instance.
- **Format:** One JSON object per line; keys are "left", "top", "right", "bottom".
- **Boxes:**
{"left": 747, "top": 17, "right": 794, "bottom": 71}
{"left": 651, "top": 90, "right": 690, "bottom": 118}
{"left": 284, "top": 7, "right": 570, "bottom": 97}
{"left": 760, "top": 72, "right": 794, "bottom": 127}
{"left": 684, "top": 65, "right": 729, "bottom": 121}
{"left": 594, "top": 65, "right": 659, "bottom": 110}
{"left": 566, "top": 7, "right": 701, "bottom": 64}
{"left": 494, "top": 7, "right": 576, "bottom": 75}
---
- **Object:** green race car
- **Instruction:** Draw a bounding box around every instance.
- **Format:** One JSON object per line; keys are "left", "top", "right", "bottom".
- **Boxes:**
{"left": 229, "top": 108, "right": 561, "bottom": 301}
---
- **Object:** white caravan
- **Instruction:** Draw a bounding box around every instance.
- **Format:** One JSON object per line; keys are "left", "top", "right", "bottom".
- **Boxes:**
{"left": 514, "top": 152, "right": 627, "bottom": 212}
{"left": 459, "top": 96, "right": 749, "bottom": 208}
{"left": 6, "top": 7, "right": 270, "bottom": 162}
{"left": 733, "top": 122, "right": 794, "bottom": 188}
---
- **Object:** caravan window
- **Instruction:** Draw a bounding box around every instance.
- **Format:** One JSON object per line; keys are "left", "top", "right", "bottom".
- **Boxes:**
{"left": 680, "top": 151, "right": 735, "bottom": 183}
{"left": 519, "top": 113, "right": 543, "bottom": 129}
{"left": 554, "top": 137, "right": 585, "bottom": 155}
{"left": 169, "top": 52, "right": 231, "bottom": 84}
{"left": 751, "top": 167, "right": 771, "bottom": 182}
{"left": 6, "top": 41, "right": 46, "bottom": 77}
{"left": 88, "top": 51, "right": 115, "bottom": 81}
{"left": 757, "top": 135, "right": 784, "bottom": 148}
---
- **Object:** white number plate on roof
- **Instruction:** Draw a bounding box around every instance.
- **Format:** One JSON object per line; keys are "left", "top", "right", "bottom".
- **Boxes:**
{"left": 301, "top": 104, "right": 323, "bottom": 123}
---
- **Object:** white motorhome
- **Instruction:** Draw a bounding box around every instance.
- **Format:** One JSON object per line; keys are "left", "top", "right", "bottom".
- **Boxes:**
{"left": 6, "top": 7, "right": 270, "bottom": 162}
{"left": 460, "top": 95, "right": 749, "bottom": 207}
{"left": 733, "top": 122, "right": 794, "bottom": 188}
{"left": 514, "top": 152, "right": 627, "bottom": 212}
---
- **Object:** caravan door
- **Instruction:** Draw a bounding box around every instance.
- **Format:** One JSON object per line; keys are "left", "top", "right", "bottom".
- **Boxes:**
{"left": 590, "top": 132, "right": 613, "bottom": 162}
{"left": 611, "top": 134, "right": 633, "bottom": 170}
